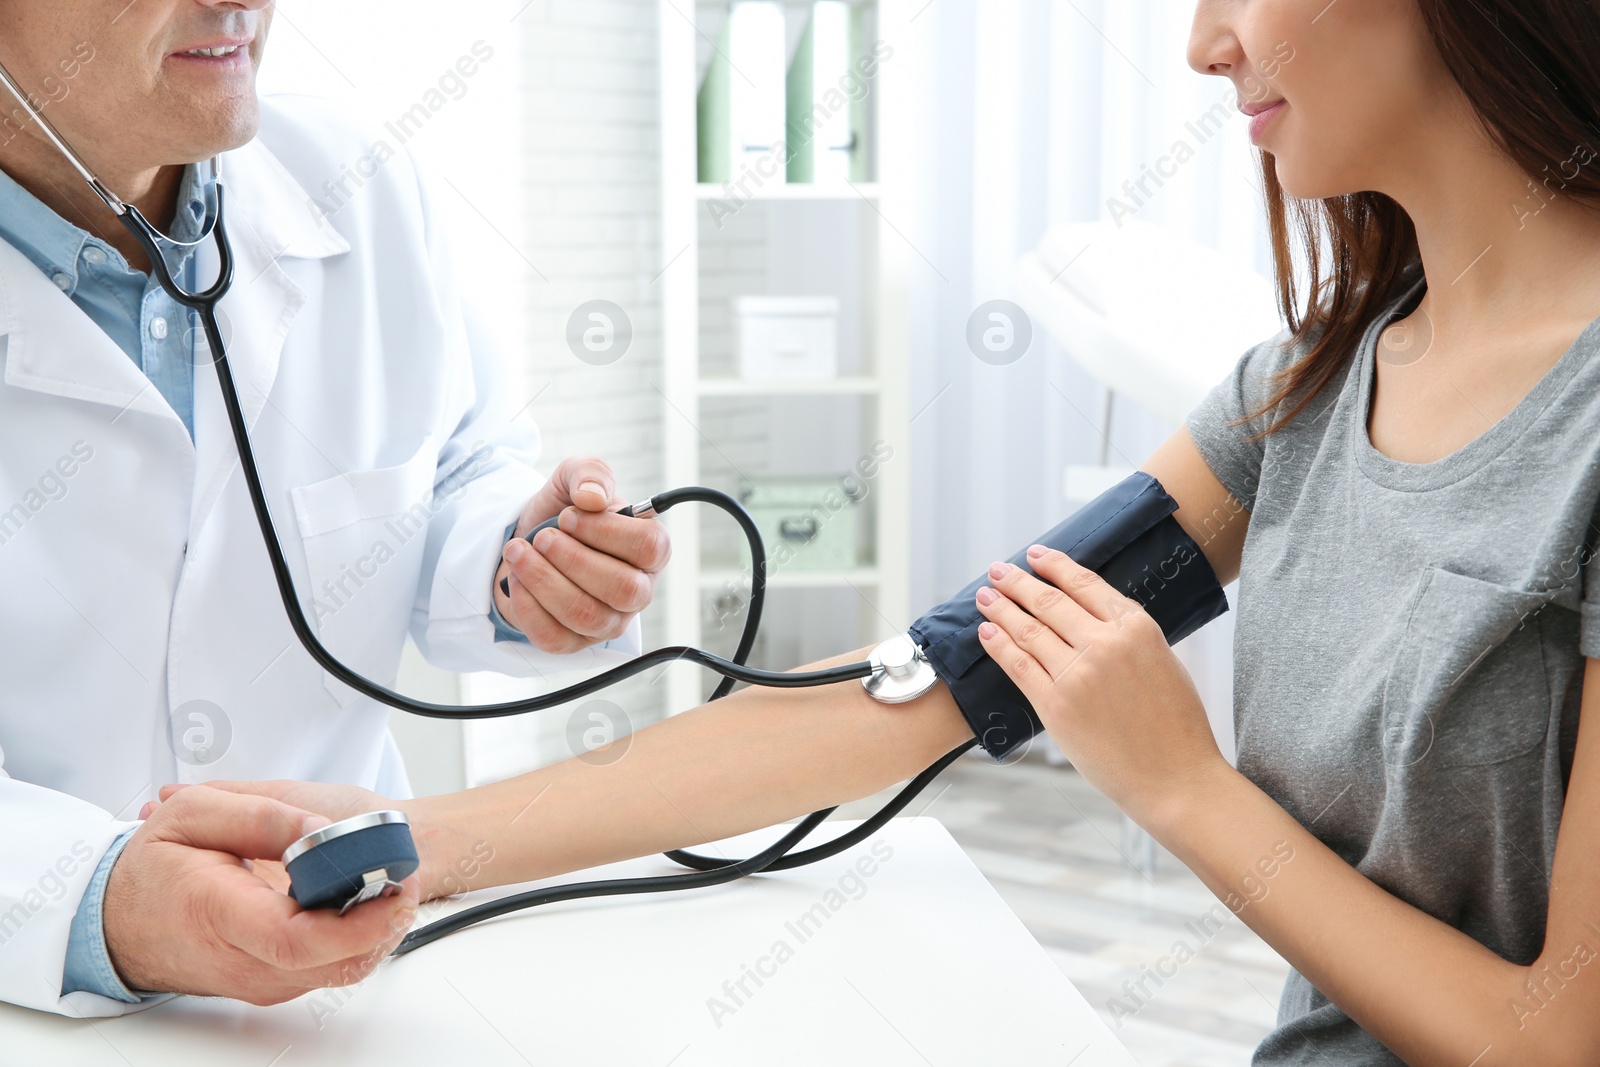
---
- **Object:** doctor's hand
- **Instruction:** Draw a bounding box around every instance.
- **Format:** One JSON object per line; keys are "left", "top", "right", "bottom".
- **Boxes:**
{"left": 159, "top": 780, "right": 485, "bottom": 906}
{"left": 495, "top": 456, "right": 671, "bottom": 654}
{"left": 973, "top": 547, "right": 1230, "bottom": 830}
{"left": 105, "top": 785, "right": 420, "bottom": 1004}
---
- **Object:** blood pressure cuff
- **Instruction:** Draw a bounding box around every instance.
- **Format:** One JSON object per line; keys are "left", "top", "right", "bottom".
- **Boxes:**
{"left": 907, "top": 472, "right": 1228, "bottom": 762}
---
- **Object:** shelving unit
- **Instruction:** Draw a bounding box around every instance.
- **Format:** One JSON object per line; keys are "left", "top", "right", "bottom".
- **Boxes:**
{"left": 693, "top": 182, "right": 882, "bottom": 200}
{"left": 699, "top": 566, "right": 883, "bottom": 590}
{"left": 695, "top": 375, "right": 882, "bottom": 397}
{"left": 657, "top": 0, "right": 913, "bottom": 713}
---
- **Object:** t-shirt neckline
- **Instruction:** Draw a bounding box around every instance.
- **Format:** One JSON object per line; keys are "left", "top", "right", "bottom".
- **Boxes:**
{"left": 1351, "top": 273, "right": 1599, "bottom": 492}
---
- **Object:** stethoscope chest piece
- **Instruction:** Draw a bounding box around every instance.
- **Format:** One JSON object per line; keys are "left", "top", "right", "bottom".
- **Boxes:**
{"left": 282, "top": 810, "right": 419, "bottom": 914}
{"left": 862, "top": 633, "right": 939, "bottom": 704}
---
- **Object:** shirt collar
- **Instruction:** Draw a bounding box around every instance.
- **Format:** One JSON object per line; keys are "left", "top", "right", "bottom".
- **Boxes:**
{"left": 168, "top": 163, "right": 212, "bottom": 246}
{"left": 0, "top": 166, "right": 91, "bottom": 289}
{"left": 0, "top": 163, "right": 215, "bottom": 294}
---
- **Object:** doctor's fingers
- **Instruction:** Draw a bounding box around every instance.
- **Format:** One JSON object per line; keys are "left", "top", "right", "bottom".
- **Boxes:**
{"left": 505, "top": 538, "right": 633, "bottom": 642}
{"left": 226, "top": 945, "right": 396, "bottom": 1006}
{"left": 208, "top": 872, "right": 419, "bottom": 977}
{"left": 543, "top": 456, "right": 619, "bottom": 512}
{"left": 500, "top": 586, "right": 584, "bottom": 654}
{"left": 550, "top": 506, "right": 672, "bottom": 575}
{"left": 160, "top": 778, "right": 388, "bottom": 825}
{"left": 523, "top": 522, "right": 660, "bottom": 614}
{"left": 149, "top": 784, "right": 335, "bottom": 860}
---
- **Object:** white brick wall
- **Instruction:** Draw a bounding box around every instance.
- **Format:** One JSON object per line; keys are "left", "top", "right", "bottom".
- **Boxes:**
{"left": 462, "top": 0, "right": 675, "bottom": 780}
{"left": 262, "top": 1, "right": 878, "bottom": 785}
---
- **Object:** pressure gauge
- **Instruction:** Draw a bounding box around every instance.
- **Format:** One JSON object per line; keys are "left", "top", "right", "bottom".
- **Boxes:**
{"left": 282, "top": 810, "right": 419, "bottom": 914}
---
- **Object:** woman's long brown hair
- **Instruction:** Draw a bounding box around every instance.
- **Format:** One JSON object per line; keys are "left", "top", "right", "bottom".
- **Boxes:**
{"left": 1246, "top": 0, "right": 1600, "bottom": 440}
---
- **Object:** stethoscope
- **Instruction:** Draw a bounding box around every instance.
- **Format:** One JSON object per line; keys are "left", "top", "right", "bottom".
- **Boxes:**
{"left": 0, "top": 66, "right": 966, "bottom": 956}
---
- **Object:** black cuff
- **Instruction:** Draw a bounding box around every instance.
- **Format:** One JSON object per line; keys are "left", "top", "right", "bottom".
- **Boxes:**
{"left": 907, "top": 472, "right": 1228, "bottom": 762}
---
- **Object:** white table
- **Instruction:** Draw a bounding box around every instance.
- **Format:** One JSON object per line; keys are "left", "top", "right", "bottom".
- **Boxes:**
{"left": 0, "top": 818, "right": 1137, "bottom": 1066}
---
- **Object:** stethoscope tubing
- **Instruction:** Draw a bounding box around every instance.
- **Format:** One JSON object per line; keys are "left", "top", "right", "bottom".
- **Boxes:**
{"left": 0, "top": 51, "right": 975, "bottom": 947}
{"left": 114, "top": 177, "right": 972, "bottom": 953}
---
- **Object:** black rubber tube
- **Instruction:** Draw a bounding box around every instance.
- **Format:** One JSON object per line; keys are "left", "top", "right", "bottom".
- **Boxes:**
{"left": 118, "top": 196, "right": 958, "bottom": 953}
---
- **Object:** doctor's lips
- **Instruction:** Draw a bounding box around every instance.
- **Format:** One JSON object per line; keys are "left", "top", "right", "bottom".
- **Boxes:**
{"left": 168, "top": 37, "right": 255, "bottom": 64}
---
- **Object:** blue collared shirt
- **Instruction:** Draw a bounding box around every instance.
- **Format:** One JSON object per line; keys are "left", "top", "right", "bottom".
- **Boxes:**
{"left": 0, "top": 166, "right": 529, "bottom": 1003}
{"left": 0, "top": 164, "right": 208, "bottom": 437}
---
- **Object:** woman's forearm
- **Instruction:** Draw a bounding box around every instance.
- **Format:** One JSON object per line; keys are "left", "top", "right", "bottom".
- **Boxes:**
{"left": 1149, "top": 762, "right": 1595, "bottom": 1067}
{"left": 406, "top": 643, "right": 975, "bottom": 897}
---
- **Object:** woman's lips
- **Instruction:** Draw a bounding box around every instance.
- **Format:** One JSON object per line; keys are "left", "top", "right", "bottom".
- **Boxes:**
{"left": 1245, "top": 99, "right": 1287, "bottom": 143}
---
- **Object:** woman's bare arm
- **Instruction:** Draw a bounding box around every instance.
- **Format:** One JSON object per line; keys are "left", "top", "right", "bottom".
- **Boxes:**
{"left": 195, "top": 436, "right": 1246, "bottom": 900}
{"left": 403, "top": 646, "right": 975, "bottom": 895}
{"left": 1142, "top": 426, "right": 1250, "bottom": 587}
{"left": 402, "top": 435, "right": 1248, "bottom": 895}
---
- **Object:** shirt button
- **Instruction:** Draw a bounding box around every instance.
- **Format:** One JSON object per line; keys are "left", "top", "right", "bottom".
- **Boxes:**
{"left": 52, "top": 273, "right": 71, "bottom": 291}
{"left": 83, "top": 246, "right": 107, "bottom": 266}
{"left": 150, "top": 316, "right": 169, "bottom": 340}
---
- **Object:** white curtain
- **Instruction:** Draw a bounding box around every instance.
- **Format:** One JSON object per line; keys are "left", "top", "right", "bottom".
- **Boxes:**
{"left": 903, "top": 0, "right": 1280, "bottom": 760}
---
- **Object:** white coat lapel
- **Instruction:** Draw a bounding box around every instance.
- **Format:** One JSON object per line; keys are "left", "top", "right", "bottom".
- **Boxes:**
{"left": 0, "top": 239, "right": 181, "bottom": 427}
{"left": 188, "top": 138, "right": 350, "bottom": 536}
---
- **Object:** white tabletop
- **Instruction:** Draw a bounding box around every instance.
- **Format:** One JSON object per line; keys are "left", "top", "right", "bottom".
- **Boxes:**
{"left": 0, "top": 818, "right": 1137, "bottom": 1066}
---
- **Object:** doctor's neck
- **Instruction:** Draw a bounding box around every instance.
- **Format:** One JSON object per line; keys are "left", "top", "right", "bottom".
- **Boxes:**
{"left": 0, "top": 133, "right": 182, "bottom": 276}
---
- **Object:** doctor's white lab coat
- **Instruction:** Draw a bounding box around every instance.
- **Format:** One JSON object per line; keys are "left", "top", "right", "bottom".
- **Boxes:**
{"left": 0, "top": 94, "right": 640, "bottom": 1016}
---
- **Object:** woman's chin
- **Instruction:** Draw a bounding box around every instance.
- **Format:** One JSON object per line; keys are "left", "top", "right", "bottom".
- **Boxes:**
{"left": 1271, "top": 157, "right": 1365, "bottom": 204}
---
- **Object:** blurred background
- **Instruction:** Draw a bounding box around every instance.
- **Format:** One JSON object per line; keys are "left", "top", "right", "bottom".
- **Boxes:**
{"left": 261, "top": 2, "right": 1291, "bottom": 1063}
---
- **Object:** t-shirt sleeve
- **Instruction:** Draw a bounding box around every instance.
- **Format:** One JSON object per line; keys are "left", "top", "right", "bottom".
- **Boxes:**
{"left": 1183, "top": 327, "right": 1296, "bottom": 512}
{"left": 1581, "top": 502, "right": 1600, "bottom": 660}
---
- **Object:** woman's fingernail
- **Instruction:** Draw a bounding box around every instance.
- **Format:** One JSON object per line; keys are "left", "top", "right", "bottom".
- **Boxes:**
{"left": 578, "top": 480, "right": 606, "bottom": 500}
{"left": 1027, "top": 544, "right": 1048, "bottom": 559}
{"left": 988, "top": 561, "right": 1011, "bottom": 581}
{"left": 301, "top": 815, "right": 331, "bottom": 835}
{"left": 979, "top": 622, "right": 999, "bottom": 640}
{"left": 976, "top": 587, "right": 997, "bottom": 606}
{"left": 505, "top": 539, "right": 527, "bottom": 563}
{"left": 534, "top": 528, "right": 557, "bottom": 552}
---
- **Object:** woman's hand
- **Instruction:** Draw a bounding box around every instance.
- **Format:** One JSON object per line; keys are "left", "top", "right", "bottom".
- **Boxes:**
{"left": 973, "top": 545, "right": 1228, "bottom": 829}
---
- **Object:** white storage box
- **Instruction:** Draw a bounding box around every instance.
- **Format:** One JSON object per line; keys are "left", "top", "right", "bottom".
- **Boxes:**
{"left": 734, "top": 296, "right": 840, "bottom": 381}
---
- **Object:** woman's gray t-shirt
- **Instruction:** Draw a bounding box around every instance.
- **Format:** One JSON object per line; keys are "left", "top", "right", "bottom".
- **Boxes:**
{"left": 1185, "top": 270, "right": 1599, "bottom": 1065}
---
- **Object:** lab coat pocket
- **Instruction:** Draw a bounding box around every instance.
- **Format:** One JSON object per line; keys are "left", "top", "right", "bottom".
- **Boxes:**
{"left": 289, "top": 435, "right": 439, "bottom": 706}
{"left": 1379, "top": 565, "right": 1553, "bottom": 773}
